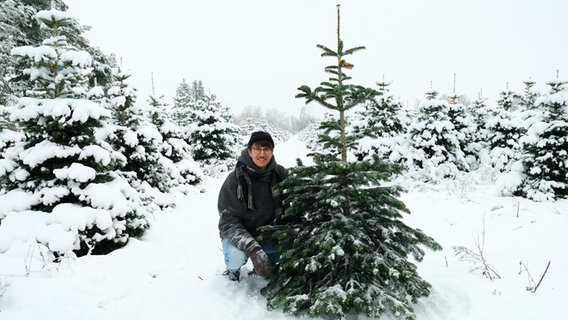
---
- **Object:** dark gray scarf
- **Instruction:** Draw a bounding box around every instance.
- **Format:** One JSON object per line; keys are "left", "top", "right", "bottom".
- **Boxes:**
{"left": 235, "top": 150, "right": 284, "bottom": 221}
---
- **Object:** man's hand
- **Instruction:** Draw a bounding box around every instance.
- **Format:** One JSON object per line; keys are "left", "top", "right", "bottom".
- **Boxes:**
{"left": 247, "top": 245, "right": 274, "bottom": 278}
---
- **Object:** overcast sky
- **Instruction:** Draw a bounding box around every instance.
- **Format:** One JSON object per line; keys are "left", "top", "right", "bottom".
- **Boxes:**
{"left": 65, "top": 0, "right": 568, "bottom": 115}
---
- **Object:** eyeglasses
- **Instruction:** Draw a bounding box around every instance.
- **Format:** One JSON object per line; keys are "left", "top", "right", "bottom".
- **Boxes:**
{"left": 251, "top": 146, "right": 273, "bottom": 154}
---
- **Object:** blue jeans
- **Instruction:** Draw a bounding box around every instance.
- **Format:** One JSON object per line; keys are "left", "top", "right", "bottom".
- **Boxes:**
{"left": 221, "top": 238, "right": 280, "bottom": 273}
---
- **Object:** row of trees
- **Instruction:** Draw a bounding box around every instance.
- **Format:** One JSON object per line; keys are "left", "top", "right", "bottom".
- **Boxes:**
{"left": 233, "top": 104, "right": 317, "bottom": 134}
{"left": 381, "top": 80, "right": 565, "bottom": 201}
{"left": 0, "top": 5, "right": 239, "bottom": 255}
{"left": 260, "top": 4, "right": 566, "bottom": 317}
{"left": 300, "top": 77, "right": 567, "bottom": 202}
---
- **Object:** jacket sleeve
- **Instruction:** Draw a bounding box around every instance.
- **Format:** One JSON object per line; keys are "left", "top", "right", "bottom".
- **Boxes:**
{"left": 217, "top": 172, "right": 257, "bottom": 252}
{"left": 276, "top": 164, "right": 288, "bottom": 180}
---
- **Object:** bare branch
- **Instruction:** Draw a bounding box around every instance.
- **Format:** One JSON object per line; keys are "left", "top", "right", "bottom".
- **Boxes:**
{"left": 453, "top": 213, "right": 500, "bottom": 280}
{"left": 531, "top": 261, "right": 551, "bottom": 293}
{"left": 520, "top": 260, "right": 551, "bottom": 293}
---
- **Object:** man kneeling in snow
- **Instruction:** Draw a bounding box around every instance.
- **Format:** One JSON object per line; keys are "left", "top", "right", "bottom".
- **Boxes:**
{"left": 217, "top": 131, "right": 287, "bottom": 281}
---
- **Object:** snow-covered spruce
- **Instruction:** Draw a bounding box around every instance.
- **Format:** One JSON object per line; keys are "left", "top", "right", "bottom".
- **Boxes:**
{"left": 172, "top": 79, "right": 239, "bottom": 172}
{"left": 516, "top": 80, "right": 568, "bottom": 201}
{"left": 145, "top": 94, "right": 203, "bottom": 192}
{"left": 404, "top": 90, "right": 469, "bottom": 178}
{"left": 0, "top": 9, "right": 152, "bottom": 255}
{"left": 351, "top": 79, "right": 410, "bottom": 164}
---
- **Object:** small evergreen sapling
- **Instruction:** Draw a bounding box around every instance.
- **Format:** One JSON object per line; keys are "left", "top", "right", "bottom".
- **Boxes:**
{"left": 258, "top": 5, "right": 441, "bottom": 320}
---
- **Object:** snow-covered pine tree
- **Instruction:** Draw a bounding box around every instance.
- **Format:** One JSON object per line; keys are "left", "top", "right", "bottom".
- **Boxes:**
{"left": 405, "top": 90, "right": 469, "bottom": 176}
{"left": 469, "top": 93, "right": 492, "bottom": 131}
{"left": 173, "top": 77, "right": 239, "bottom": 172}
{"left": 446, "top": 93, "right": 480, "bottom": 170}
{"left": 468, "top": 93, "right": 492, "bottom": 165}
{"left": 99, "top": 67, "right": 171, "bottom": 207}
{"left": 0, "top": 104, "right": 11, "bottom": 130}
{"left": 497, "top": 84, "right": 520, "bottom": 111}
{"left": 0, "top": 9, "right": 151, "bottom": 255}
{"left": 190, "top": 79, "right": 207, "bottom": 101}
{"left": 0, "top": 0, "right": 21, "bottom": 106}
{"left": 258, "top": 5, "right": 441, "bottom": 319}
{"left": 186, "top": 93, "right": 239, "bottom": 166}
{"left": 516, "top": 79, "right": 568, "bottom": 201}
{"left": 146, "top": 94, "right": 202, "bottom": 190}
{"left": 0, "top": 0, "right": 59, "bottom": 105}
{"left": 352, "top": 78, "right": 408, "bottom": 163}
{"left": 519, "top": 79, "right": 540, "bottom": 111}
{"left": 171, "top": 78, "right": 194, "bottom": 127}
{"left": 0, "top": 0, "right": 113, "bottom": 107}
{"left": 0, "top": 0, "right": 53, "bottom": 188}
{"left": 0, "top": 113, "right": 24, "bottom": 195}
{"left": 485, "top": 90, "right": 525, "bottom": 172}
{"left": 517, "top": 79, "right": 544, "bottom": 147}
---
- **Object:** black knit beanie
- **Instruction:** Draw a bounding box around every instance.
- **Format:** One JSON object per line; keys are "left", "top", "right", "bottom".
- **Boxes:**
{"left": 247, "top": 131, "right": 274, "bottom": 148}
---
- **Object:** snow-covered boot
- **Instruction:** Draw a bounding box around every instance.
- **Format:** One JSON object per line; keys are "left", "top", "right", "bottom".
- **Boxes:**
{"left": 223, "top": 269, "right": 240, "bottom": 281}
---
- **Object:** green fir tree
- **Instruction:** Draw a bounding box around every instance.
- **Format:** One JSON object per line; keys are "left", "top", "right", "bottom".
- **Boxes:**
{"left": 259, "top": 5, "right": 441, "bottom": 319}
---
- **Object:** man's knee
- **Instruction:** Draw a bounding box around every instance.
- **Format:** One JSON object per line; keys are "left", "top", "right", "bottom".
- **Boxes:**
{"left": 221, "top": 239, "right": 248, "bottom": 271}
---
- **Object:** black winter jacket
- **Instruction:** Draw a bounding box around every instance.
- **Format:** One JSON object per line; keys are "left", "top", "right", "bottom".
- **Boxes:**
{"left": 217, "top": 149, "right": 287, "bottom": 252}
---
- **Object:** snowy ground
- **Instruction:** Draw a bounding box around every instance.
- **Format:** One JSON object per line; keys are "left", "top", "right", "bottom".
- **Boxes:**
{"left": 0, "top": 135, "right": 566, "bottom": 320}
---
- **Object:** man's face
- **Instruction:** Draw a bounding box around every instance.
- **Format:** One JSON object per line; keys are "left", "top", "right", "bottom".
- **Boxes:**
{"left": 248, "top": 143, "right": 273, "bottom": 169}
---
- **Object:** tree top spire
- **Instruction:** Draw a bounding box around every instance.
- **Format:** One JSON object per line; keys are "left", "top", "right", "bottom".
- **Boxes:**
{"left": 336, "top": 4, "right": 341, "bottom": 45}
